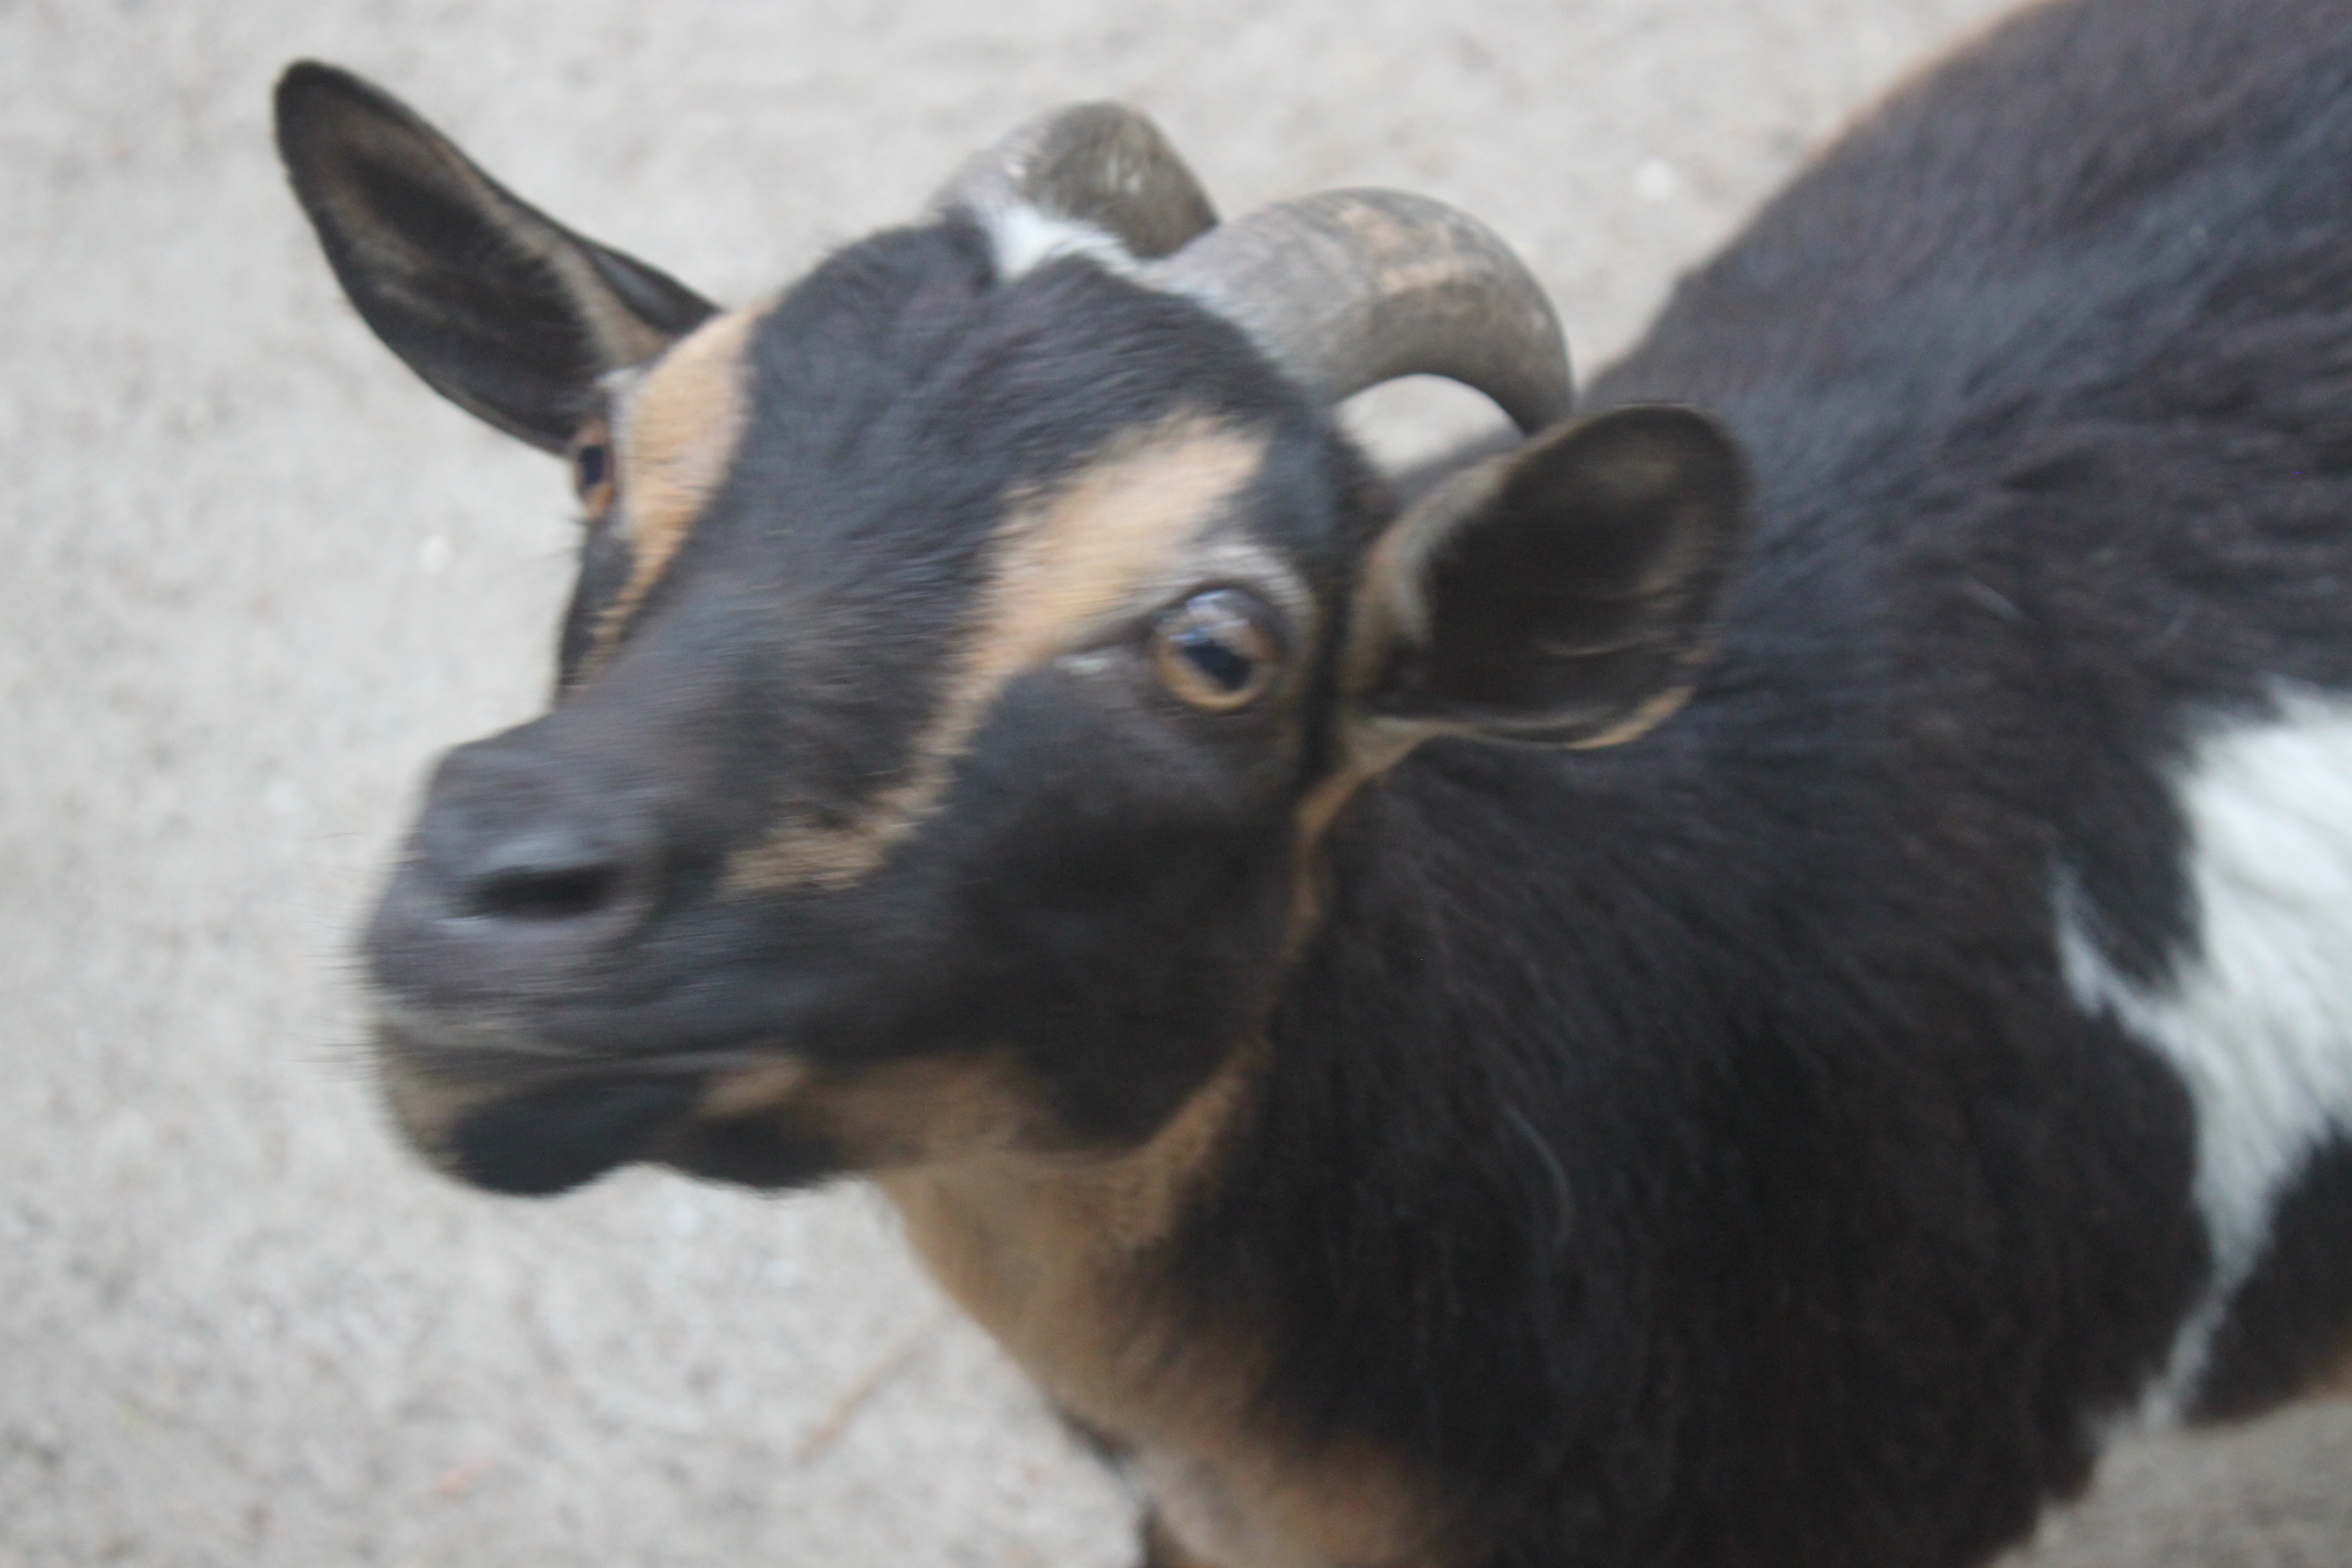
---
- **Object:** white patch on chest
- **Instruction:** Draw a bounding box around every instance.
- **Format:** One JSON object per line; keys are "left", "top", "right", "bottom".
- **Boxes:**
{"left": 2055, "top": 685, "right": 2352, "bottom": 1421}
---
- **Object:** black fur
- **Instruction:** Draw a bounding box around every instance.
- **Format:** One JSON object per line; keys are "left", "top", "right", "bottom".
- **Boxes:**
{"left": 1161, "top": 1, "right": 2352, "bottom": 1562}
{"left": 280, "top": 2, "right": 2352, "bottom": 1563}
{"left": 2195, "top": 1137, "right": 2352, "bottom": 1421}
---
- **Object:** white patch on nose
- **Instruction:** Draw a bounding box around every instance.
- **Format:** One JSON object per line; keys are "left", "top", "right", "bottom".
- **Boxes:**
{"left": 2055, "top": 684, "right": 2352, "bottom": 1423}
{"left": 980, "top": 201, "right": 1137, "bottom": 282}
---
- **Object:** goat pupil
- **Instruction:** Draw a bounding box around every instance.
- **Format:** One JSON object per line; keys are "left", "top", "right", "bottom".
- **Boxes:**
{"left": 1178, "top": 631, "right": 1254, "bottom": 692}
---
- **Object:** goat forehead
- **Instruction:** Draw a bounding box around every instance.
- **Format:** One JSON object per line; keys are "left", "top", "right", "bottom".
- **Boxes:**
{"left": 692, "top": 283, "right": 1166, "bottom": 568}
{"left": 640, "top": 227, "right": 1322, "bottom": 604}
{"left": 574, "top": 233, "right": 1332, "bottom": 863}
{"left": 623, "top": 239, "right": 1333, "bottom": 643}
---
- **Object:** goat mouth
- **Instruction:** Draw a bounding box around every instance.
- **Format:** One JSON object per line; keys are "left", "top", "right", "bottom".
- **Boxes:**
{"left": 444, "top": 1074, "right": 702, "bottom": 1195}
{"left": 372, "top": 1025, "right": 848, "bottom": 1197}
{"left": 440, "top": 1075, "right": 847, "bottom": 1196}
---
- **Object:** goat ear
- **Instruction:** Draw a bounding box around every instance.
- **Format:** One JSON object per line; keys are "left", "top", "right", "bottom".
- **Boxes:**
{"left": 1348, "top": 404, "right": 1746, "bottom": 755}
{"left": 274, "top": 61, "right": 717, "bottom": 452}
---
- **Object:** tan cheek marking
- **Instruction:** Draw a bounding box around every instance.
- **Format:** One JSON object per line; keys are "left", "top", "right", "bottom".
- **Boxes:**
{"left": 815, "top": 1056, "right": 1043, "bottom": 1168}
{"left": 696, "top": 1055, "right": 1038, "bottom": 1169}
{"left": 725, "top": 412, "right": 1271, "bottom": 894}
{"left": 586, "top": 306, "right": 761, "bottom": 662}
{"left": 880, "top": 1058, "right": 1251, "bottom": 1407}
{"left": 881, "top": 1056, "right": 1437, "bottom": 1568}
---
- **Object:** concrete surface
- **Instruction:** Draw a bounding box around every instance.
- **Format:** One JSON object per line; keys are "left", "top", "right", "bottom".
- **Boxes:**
{"left": 3, "top": 0, "right": 2347, "bottom": 1564}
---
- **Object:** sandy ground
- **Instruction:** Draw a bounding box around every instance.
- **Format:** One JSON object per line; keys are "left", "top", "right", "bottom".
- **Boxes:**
{"left": 3, "top": 1, "right": 2348, "bottom": 1564}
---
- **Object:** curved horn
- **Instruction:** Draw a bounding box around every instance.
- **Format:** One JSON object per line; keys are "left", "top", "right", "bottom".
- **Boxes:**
{"left": 935, "top": 102, "right": 1218, "bottom": 262}
{"left": 1142, "top": 189, "right": 1571, "bottom": 434}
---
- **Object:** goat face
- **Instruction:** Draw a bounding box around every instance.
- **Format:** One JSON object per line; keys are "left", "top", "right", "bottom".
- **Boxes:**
{"left": 276, "top": 63, "right": 1746, "bottom": 1199}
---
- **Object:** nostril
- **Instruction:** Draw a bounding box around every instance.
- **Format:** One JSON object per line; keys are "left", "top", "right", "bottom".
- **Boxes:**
{"left": 457, "top": 832, "right": 628, "bottom": 924}
{"left": 469, "top": 862, "right": 619, "bottom": 921}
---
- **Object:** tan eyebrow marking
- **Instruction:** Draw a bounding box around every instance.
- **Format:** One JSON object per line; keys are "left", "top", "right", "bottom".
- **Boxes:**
{"left": 585, "top": 305, "right": 761, "bottom": 663}
{"left": 725, "top": 410, "right": 1271, "bottom": 895}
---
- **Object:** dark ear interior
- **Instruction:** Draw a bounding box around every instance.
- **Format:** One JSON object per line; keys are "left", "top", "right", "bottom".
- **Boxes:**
{"left": 1361, "top": 404, "right": 1746, "bottom": 747}
{"left": 274, "top": 61, "right": 717, "bottom": 451}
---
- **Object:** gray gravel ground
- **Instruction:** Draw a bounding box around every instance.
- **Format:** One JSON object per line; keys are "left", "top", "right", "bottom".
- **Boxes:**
{"left": 5, "top": 1, "right": 2349, "bottom": 1565}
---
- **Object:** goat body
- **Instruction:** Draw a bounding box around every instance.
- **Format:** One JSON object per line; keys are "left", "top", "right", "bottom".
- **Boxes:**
{"left": 276, "top": 1, "right": 2352, "bottom": 1564}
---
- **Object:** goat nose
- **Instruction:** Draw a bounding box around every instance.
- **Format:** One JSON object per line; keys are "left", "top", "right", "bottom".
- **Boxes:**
{"left": 368, "top": 736, "right": 661, "bottom": 1005}
{"left": 457, "top": 826, "right": 627, "bottom": 923}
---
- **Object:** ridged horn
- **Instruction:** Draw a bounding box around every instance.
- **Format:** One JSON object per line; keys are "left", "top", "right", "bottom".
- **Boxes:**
{"left": 934, "top": 102, "right": 1218, "bottom": 261}
{"left": 1142, "top": 189, "right": 1572, "bottom": 434}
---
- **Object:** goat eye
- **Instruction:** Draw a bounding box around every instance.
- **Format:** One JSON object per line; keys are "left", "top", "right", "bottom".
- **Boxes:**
{"left": 568, "top": 416, "right": 617, "bottom": 518}
{"left": 1151, "top": 589, "right": 1284, "bottom": 710}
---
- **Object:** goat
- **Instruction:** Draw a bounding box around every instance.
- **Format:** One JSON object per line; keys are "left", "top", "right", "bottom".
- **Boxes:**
{"left": 275, "top": 0, "right": 2352, "bottom": 1563}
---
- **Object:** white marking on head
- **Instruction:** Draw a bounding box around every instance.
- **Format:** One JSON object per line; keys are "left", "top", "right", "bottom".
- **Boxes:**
{"left": 2055, "top": 684, "right": 2352, "bottom": 1424}
{"left": 979, "top": 201, "right": 1138, "bottom": 283}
